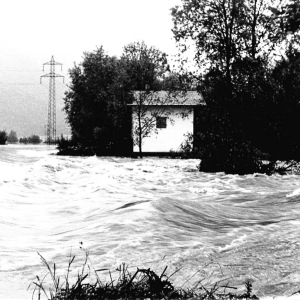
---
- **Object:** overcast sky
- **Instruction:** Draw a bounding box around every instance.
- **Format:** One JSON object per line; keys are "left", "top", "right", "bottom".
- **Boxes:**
{"left": 0, "top": 0, "right": 182, "bottom": 137}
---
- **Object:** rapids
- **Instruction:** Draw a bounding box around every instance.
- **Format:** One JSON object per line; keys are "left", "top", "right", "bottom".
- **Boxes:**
{"left": 0, "top": 144, "right": 300, "bottom": 300}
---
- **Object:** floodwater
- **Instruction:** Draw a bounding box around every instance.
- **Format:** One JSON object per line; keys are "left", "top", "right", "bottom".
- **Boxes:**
{"left": 1, "top": 144, "right": 300, "bottom": 300}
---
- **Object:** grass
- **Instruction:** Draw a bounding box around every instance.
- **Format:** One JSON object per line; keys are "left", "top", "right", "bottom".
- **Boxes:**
{"left": 29, "top": 250, "right": 261, "bottom": 300}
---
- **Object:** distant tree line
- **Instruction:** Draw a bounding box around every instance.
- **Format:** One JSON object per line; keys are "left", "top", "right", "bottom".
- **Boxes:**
{"left": 19, "top": 135, "right": 42, "bottom": 144}
{"left": 0, "top": 130, "right": 43, "bottom": 145}
{"left": 0, "top": 130, "right": 18, "bottom": 144}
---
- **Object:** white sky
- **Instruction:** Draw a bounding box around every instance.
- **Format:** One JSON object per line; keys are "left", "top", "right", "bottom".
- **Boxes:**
{"left": 0, "top": 0, "right": 182, "bottom": 136}
{"left": 0, "top": 0, "right": 182, "bottom": 81}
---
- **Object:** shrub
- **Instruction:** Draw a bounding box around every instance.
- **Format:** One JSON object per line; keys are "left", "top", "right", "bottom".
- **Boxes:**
{"left": 0, "top": 130, "right": 7, "bottom": 145}
{"left": 19, "top": 135, "right": 42, "bottom": 144}
{"left": 30, "top": 252, "right": 260, "bottom": 300}
{"left": 7, "top": 130, "right": 18, "bottom": 143}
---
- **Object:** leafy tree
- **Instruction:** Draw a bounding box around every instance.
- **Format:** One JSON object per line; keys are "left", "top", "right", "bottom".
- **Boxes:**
{"left": 0, "top": 131, "right": 7, "bottom": 145}
{"left": 63, "top": 46, "right": 132, "bottom": 155}
{"left": 195, "top": 57, "right": 278, "bottom": 173}
{"left": 122, "top": 41, "right": 169, "bottom": 91}
{"left": 19, "top": 135, "right": 42, "bottom": 144}
{"left": 172, "top": 0, "right": 289, "bottom": 85}
{"left": 269, "top": 0, "right": 300, "bottom": 34}
{"left": 172, "top": 0, "right": 300, "bottom": 174}
{"left": 62, "top": 42, "right": 196, "bottom": 157}
{"left": 19, "top": 137, "right": 27, "bottom": 144}
{"left": 28, "top": 135, "right": 42, "bottom": 144}
{"left": 122, "top": 41, "right": 182, "bottom": 156}
{"left": 7, "top": 130, "right": 18, "bottom": 143}
{"left": 129, "top": 90, "right": 182, "bottom": 156}
{"left": 268, "top": 46, "right": 300, "bottom": 159}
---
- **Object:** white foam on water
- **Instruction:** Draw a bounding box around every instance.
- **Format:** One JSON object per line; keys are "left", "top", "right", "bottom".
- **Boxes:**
{"left": 1, "top": 146, "right": 300, "bottom": 299}
{"left": 286, "top": 188, "right": 300, "bottom": 197}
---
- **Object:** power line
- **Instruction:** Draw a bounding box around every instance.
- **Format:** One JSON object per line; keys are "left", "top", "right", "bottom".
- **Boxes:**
{"left": 40, "top": 56, "right": 64, "bottom": 145}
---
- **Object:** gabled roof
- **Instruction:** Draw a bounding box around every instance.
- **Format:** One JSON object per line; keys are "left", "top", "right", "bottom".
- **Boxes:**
{"left": 128, "top": 91, "right": 205, "bottom": 106}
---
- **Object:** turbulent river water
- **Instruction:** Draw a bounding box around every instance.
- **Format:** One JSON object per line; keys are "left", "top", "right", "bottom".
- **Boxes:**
{"left": 1, "top": 145, "right": 300, "bottom": 300}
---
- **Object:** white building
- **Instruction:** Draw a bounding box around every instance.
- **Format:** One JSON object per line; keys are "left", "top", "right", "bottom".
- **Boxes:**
{"left": 129, "top": 91, "right": 204, "bottom": 155}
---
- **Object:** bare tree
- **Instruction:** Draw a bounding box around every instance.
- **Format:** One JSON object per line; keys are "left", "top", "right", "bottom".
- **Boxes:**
{"left": 130, "top": 90, "right": 184, "bottom": 156}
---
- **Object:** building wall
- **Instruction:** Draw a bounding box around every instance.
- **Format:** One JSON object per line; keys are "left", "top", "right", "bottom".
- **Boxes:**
{"left": 132, "top": 106, "right": 193, "bottom": 153}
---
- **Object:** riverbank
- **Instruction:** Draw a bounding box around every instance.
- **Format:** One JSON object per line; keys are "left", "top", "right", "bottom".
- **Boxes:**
{"left": 32, "top": 253, "right": 261, "bottom": 300}
{"left": 31, "top": 253, "right": 300, "bottom": 300}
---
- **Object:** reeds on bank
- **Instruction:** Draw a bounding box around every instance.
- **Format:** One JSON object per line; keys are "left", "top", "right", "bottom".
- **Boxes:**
{"left": 29, "top": 252, "right": 259, "bottom": 300}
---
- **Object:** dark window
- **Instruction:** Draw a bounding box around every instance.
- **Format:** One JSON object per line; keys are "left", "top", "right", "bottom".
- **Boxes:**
{"left": 156, "top": 117, "right": 167, "bottom": 128}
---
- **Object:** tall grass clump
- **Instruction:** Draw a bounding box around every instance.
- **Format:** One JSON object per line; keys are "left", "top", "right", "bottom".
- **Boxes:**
{"left": 30, "top": 251, "right": 260, "bottom": 300}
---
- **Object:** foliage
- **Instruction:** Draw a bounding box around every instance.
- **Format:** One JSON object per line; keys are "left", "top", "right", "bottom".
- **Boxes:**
{"left": 269, "top": 46, "right": 300, "bottom": 159}
{"left": 172, "top": 0, "right": 289, "bottom": 77}
{"left": 122, "top": 42, "right": 177, "bottom": 156}
{"left": 269, "top": 0, "right": 300, "bottom": 34}
{"left": 63, "top": 46, "right": 132, "bottom": 156}
{"left": 192, "top": 58, "right": 266, "bottom": 174}
{"left": 56, "top": 135, "right": 75, "bottom": 151}
{"left": 172, "top": 0, "right": 300, "bottom": 174}
{"left": 7, "top": 130, "right": 18, "bottom": 143}
{"left": 61, "top": 42, "right": 194, "bottom": 157}
{"left": 130, "top": 91, "right": 182, "bottom": 156}
{"left": 29, "top": 135, "right": 42, "bottom": 144}
{"left": 19, "top": 135, "right": 42, "bottom": 144}
{"left": 179, "top": 132, "right": 202, "bottom": 158}
{"left": 122, "top": 41, "right": 169, "bottom": 91}
{"left": 194, "top": 51, "right": 300, "bottom": 173}
{"left": 0, "top": 130, "right": 7, "bottom": 145}
{"left": 30, "top": 252, "right": 260, "bottom": 300}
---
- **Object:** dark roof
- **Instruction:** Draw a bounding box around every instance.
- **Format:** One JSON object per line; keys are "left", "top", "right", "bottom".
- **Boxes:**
{"left": 129, "top": 91, "right": 205, "bottom": 106}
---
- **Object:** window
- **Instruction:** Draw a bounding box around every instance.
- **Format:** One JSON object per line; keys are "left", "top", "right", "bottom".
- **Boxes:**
{"left": 156, "top": 117, "right": 167, "bottom": 128}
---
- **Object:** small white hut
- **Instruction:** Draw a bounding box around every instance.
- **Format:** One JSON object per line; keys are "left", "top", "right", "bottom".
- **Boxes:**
{"left": 129, "top": 91, "right": 204, "bottom": 155}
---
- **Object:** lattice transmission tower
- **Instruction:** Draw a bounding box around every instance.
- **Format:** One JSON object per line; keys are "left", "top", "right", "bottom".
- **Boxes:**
{"left": 41, "top": 56, "right": 64, "bottom": 144}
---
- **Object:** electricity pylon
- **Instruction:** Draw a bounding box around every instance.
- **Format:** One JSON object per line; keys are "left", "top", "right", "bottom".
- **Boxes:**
{"left": 41, "top": 56, "right": 64, "bottom": 144}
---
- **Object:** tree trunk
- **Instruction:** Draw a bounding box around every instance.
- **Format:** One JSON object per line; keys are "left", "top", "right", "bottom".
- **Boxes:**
{"left": 138, "top": 109, "right": 143, "bottom": 158}
{"left": 138, "top": 133, "right": 142, "bottom": 158}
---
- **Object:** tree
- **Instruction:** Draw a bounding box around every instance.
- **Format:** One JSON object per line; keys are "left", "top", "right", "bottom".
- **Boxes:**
{"left": 63, "top": 46, "right": 132, "bottom": 155}
{"left": 130, "top": 90, "right": 181, "bottom": 156}
{"left": 19, "top": 135, "right": 42, "bottom": 144}
{"left": 122, "top": 41, "right": 181, "bottom": 156}
{"left": 171, "top": 0, "right": 294, "bottom": 119}
{"left": 122, "top": 41, "right": 169, "bottom": 91}
{"left": 172, "top": 0, "right": 290, "bottom": 84}
{"left": 0, "top": 131, "right": 7, "bottom": 145}
{"left": 269, "top": 0, "right": 300, "bottom": 34}
{"left": 7, "top": 130, "right": 18, "bottom": 143}
{"left": 19, "top": 137, "right": 27, "bottom": 144}
{"left": 171, "top": 0, "right": 300, "bottom": 174}
{"left": 268, "top": 46, "right": 300, "bottom": 159}
{"left": 28, "top": 135, "right": 42, "bottom": 144}
{"left": 61, "top": 43, "right": 192, "bottom": 157}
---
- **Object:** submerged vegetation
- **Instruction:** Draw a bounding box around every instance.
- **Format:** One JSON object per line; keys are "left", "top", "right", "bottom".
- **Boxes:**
{"left": 31, "top": 252, "right": 259, "bottom": 300}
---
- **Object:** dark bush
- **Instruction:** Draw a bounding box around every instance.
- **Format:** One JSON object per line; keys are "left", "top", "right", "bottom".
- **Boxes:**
{"left": 19, "top": 135, "right": 42, "bottom": 144}
{"left": 0, "top": 131, "right": 7, "bottom": 145}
